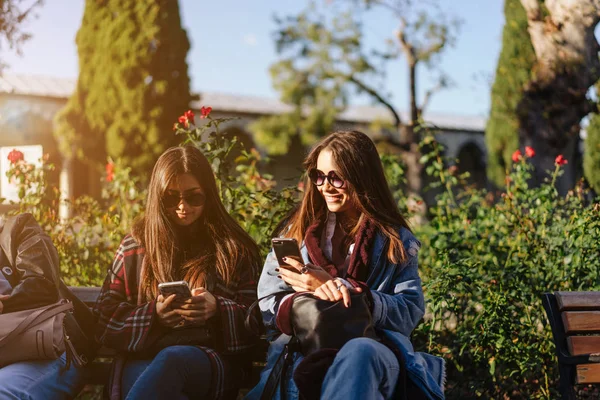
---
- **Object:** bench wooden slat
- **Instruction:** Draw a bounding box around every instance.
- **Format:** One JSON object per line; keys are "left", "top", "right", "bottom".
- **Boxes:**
{"left": 567, "top": 336, "right": 600, "bottom": 356}
{"left": 556, "top": 291, "right": 600, "bottom": 311}
{"left": 577, "top": 363, "right": 600, "bottom": 384}
{"left": 69, "top": 286, "right": 101, "bottom": 307}
{"left": 562, "top": 311, "right": 600, "bottom": 334}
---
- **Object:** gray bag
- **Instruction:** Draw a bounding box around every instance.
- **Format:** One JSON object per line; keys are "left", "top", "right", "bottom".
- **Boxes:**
{"left": 0, "top": 300, "right": 73, "bottom": 367}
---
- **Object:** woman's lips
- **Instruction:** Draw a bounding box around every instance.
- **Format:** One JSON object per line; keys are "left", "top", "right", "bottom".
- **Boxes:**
{"left": 324, "top": 195, "right": 342, "bottom": 203}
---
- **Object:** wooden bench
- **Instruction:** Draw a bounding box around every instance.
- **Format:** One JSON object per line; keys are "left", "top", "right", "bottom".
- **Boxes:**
{"left": 543, "top": 291, "right": 600, "bottom": 399}
{"left": 69, "top": 286, "right": 266, "bottom": 393}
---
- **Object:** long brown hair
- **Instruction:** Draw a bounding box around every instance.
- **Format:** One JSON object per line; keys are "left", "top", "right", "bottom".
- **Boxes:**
{"left": 133, "top": 145, "right": 261, "bottom": 302}
{"left": 285, "top": 130, "right": 411, "bottom": 263}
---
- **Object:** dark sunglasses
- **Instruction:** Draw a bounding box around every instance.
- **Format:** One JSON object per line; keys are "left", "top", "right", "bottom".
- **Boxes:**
{"left": 162, "top": 192, "right": 206, "bottom": 208}
{"left": 308, "top": 169, "right": 346, "bottom": 188}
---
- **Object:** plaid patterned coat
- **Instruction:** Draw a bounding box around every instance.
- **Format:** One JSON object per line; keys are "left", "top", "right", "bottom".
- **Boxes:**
{"left": 94, "top": 234, "right": 259, "bottom": 400}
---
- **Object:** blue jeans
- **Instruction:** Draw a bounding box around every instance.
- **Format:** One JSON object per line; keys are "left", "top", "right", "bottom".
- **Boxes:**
{"left": 0, "top": 352, "right": 89, "bottom": 400}
{"left": 122, "top": 346, "right": 213, "bottom": 400}
{"left": 321, "top": 338, "right": 400, "bottom": 400}
{"left": 247, "top": 337, "right": 400, "bottom": 400}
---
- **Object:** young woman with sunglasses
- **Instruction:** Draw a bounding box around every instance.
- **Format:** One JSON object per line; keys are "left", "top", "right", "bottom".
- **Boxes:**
{"left": 95, "top": 145, "right": 262, "bottom": 400}
{"left": 247, "top": 131, "right": 445, "bottom": 400}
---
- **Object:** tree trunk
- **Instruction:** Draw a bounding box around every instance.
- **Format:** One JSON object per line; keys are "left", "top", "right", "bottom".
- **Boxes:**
{"left": 518, "top": 0, "right": 600, "bottom": 192}
{"left": 401, "top": 140, "right": 423, "bottom": 196}
{"left": 409, "top": 63, "right": 419, "bottom": 127}
{"left": 398, "top": 61, "right": 424, "bottom": 201}
{"left": 400, "top": 63, "right": 418, "bottom": 146}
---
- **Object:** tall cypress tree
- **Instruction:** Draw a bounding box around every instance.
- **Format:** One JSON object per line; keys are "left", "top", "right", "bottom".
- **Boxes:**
{"left": 485, "top": 0, "right": 535, "bottom": 187}
{"left": 54, "top": 0, "right": 192, "bottom": 178}
{"left": 584, "top": 114, "right": 600, "bottom": 194}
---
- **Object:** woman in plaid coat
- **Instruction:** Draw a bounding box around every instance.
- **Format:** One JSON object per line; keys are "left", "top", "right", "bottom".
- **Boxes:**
{"left": 94, "top": 146, "right": 262, "bottom": 400}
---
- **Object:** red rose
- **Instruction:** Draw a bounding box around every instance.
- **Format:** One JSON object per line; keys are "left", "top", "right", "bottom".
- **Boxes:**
{"left": 555, "top": 154, "right": 568, "bottom": 166}
{"left": 7, "top": 149, "right": 24, "bottom": 164}
{"left": 178, "top": 115, "right": 189, "bottom": 127}
{"left": 184, "top": 110, "right": 195, "bottom": 123}
{"left": 511, "top": 149, "right": 522, "bottom": 163}
{"left": 200, "top": 106, "right": 212, "bottom": 119}
{"left": 525, "top": 146, "right": 535, "bottom": 158}
{"left": 172, "top": 123, "right": 178, "bottom": 131}
{"left": 105, "top": 162, "right": 115, "bottom": 183}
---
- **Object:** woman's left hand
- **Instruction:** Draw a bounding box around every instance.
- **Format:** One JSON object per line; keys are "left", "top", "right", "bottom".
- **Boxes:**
{"left": 173, "top": 288, "right": 218, "bottom": 325}
{"left": 314, "top": 279, "right": 362, "bottom": 308}
{"left": 277, "top": 257, "right": 333, "bottom": 292}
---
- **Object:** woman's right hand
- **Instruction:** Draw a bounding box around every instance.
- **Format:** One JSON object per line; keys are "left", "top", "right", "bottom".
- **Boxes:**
{"left": 156, "top": 294, "right": 183, "bottom": 328}
{"left": 314, "top": 279, "right": 362, "bottom": 308}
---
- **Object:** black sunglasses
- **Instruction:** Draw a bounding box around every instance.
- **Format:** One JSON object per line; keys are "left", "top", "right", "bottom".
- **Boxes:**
{"left": 162, "top": 192, "right": 206, "bottom": 208}
{"left": 308, "top": 169, "right": 345, "bottom": 188}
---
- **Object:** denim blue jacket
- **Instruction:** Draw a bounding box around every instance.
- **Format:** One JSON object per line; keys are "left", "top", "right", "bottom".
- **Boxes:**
{"left": 246, "top": 227, "right": 445, "bottom": 400}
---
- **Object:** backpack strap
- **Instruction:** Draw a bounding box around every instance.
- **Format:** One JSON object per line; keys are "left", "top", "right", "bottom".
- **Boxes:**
{"left": 261, "top": 336, "right": 300, "bottom": 400}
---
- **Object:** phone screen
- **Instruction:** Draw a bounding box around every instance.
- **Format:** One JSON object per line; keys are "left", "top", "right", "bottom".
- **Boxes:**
{"left": 158, "top": 281, "right": 192, "bottom": 299}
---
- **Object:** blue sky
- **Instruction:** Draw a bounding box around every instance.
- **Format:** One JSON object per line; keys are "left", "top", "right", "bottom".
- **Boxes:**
{"left": 3, "top": 0, "right": 504, "bottom": 118}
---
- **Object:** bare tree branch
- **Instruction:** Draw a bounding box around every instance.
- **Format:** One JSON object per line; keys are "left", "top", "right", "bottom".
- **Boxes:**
{"left": 419, "top": 77, "right": 446, "bottom": 117}
{"left": 360, "top": 0, "right": 406, "bottom": 17}
{"left": 0, "top": 0, "right": 44, "bottom": 71}
{"left": 416, "top": 38, "right": 445, "bottom": 63}
{"left": 396, "top": 17, "right": 415, "bottom": 65}
{"left": 347, "top": 74, "right": 403, "bottom": 127}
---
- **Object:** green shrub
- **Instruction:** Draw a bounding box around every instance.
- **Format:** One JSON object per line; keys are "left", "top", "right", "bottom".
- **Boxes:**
{"left": 414, "top": 138, "right": 600, "bottom": 398}
{"left": 584, "top": 113, "right": 600, "bottom": 194}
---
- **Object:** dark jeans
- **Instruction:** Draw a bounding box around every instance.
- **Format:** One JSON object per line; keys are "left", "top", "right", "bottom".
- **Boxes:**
{"left": 122, "top": 345, "right": 212, "bottom": 400}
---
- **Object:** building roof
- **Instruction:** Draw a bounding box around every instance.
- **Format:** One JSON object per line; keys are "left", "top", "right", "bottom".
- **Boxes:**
{"left": 0, "top": 73, "right": 486, "bottom": 132}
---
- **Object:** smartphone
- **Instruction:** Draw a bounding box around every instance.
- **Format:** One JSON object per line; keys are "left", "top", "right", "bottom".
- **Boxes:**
{"left": 158, "top": 281, "right": 192, "bottom": 299}
{"left": 272, "top": 238, "right": 303, "bottom": 274}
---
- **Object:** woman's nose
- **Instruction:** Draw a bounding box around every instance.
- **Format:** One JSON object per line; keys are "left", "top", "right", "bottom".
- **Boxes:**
{"left": 176, "top": 199, "right": 188, "bottom": 210}
{"left": 321, "top": 179, "right": 335, "bottom": 192}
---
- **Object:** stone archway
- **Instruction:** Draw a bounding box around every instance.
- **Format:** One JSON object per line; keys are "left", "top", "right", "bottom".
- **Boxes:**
{"left": 456, "top": 141, "right": 487, "bottom": 188}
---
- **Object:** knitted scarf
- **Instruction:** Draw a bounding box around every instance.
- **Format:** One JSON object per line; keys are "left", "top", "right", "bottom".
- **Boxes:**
{"left": 303, "top": 215, "right": 377, "bottom": 283}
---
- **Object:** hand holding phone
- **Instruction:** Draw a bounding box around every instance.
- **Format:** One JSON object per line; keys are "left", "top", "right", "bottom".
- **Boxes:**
{"left": 156, "top": 290, "right": 182, "bottom": 328}
{"left": 271, "top": 239, "right": 334, "bottom": 291}
{"left": 172, "top": 287, "right": 218, "bottom": 325}
{"left": 272, "top": 238, "right": 303, "bottom": 274}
